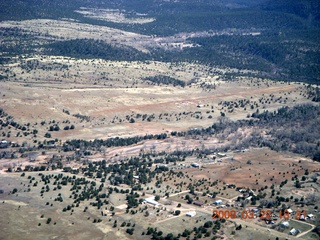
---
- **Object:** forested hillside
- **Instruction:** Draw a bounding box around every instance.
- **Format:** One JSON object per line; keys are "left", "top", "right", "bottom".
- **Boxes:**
{"left": 185, "top": 104, "right": 320, "bottom": 161}
{"left": 258, "top": 0, "right": 320, "bottom": 26}
{"left": 46, "top": 39, "right": 148, "bottom": 61}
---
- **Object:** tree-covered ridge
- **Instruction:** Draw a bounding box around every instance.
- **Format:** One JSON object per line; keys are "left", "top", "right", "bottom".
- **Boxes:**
{"left": 307, "top": 86, "right": 320, "bottom": 102}
{"left": 183, "top": 31, "right": 320, "bottom": 83}
{"left": 0, "top": 0, "right": 318, "bottom": 32}
{"left": 46, "top": 39, "right": 148, "bottom": 61}
{"left": 187, "top": 104, "right": 320, "bottom": 161}
{"left": 258, "top": 0, "right": 320, "bottom": 26}
{"left": 62, "top": 133, "right": 168, "bottom": 152}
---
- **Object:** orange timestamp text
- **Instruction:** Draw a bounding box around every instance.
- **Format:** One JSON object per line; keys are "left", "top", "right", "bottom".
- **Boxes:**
{"left": 212, "top": 209, "right": 307, "bottom": 220}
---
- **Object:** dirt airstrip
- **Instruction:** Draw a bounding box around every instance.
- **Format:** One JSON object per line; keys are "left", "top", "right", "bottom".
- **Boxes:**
{"left": 0, "top": 63, "right": 310, "bottom": 144}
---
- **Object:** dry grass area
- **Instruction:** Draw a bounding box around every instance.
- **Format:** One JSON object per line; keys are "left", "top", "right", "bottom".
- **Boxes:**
{"left": 0, "top": 173, "right": 127, "bottom": 240}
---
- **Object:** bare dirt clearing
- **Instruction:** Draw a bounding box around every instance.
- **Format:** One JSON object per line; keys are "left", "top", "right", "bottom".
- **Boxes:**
{"left": 181, "top": 148, "right": 320, "bottom": 190}
{"left": 75, "top": 7, "right": 156, "bottom": 24}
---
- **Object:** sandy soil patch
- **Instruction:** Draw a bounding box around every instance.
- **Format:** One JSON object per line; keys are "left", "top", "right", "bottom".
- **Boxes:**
{"left": 75, "top": 7, "right": 155, "bottom": 24}
{"left": 0, "top": 200, "right": 29, "bottom": 206}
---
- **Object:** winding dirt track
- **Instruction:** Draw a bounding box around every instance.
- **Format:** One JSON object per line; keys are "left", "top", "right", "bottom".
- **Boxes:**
{"left": 91, "top": 85, "right": 297, "bottom": 115}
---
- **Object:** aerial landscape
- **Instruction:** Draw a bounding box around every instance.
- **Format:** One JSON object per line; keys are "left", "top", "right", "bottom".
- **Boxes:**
{"left": 0, "top": 0, "right": 320, "bottom": 239}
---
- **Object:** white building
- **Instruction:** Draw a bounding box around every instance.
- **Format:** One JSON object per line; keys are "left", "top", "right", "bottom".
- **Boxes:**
{"left": 300, "top": 214, "right": 306, "bottom": 221}
{"left": 287, "top": 209, "right": 293, "bottom": 214}
{"left": 289, "top": 228, "right": 298, "bottom": 236}
{"left": 217, "top": 153, "right": 226, "bottom": 157}
{"left": 217, "top": 205, "right": 226, "bottom": 209}
{"left": 0, "top": 140, "right": 8, "bottom": 148}
{"left": 281, "top": 221, "right": 290, "bottom": 228}
{"left": 144, "top": 197, "right": 159, "bottom": 206}
{"left": 186, "top": 211, "right": 196, "bottom": 217}
{"left": 214, "top": 200, "right": 223, "bottom": 205}
{"left": 191, "top": 163, "right": 199, "bottom": 168}
{"left": 307, "top": 214, "right": 314, "bottom": 219}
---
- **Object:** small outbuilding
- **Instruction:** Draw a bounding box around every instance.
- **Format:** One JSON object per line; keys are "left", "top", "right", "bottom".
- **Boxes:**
{"left": 289, "top": 228, "right": 298, "bottom": 236}
{"left": 217, "top": 153, "right": 226, "bottom": 157}
{"left": 186, "top": 211, "right": 196, "bottom": 217}
{"left": 308, "top": 214, "right": 314, "bottom": 219}
{"left": 281, "top": 221, "right": 290, "bottom": 228}
{"left": 144, "top": 197, "right": 159, "bottom": 206}
{"left": 217, "top": 205, "right": 226, "bottom": 209}
{"left": 287, "top": 209, "right": 293, "bottom": 214}
{"left": 193, "top": 201, "right": 204, "bottom": 207}
{"left": 191, "top": 163, "right": 199, "bottom": 168}
{"left": 0, "top": 140, "right": 8, "bottom": 148}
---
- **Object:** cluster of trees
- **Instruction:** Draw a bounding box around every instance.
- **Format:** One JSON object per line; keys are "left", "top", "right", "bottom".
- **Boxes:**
{"left": 143, "top": 75, "right": 186, "bottom": 87}
{"left": 307, "top": 85, "right": 320, "bottom": 102}
{"left": 62, "top": 133, "right": 168, "bottom": 152}
{"left": 112, "top": 109, "right": 213, "bottom": 125}
{"left": 0, "top": 108, "right": 40, "bottom": 139}
{"left": 0, "top": 108, "right": 8, "bottom": 119}
{"left": 72, "top": 113, "right": 90, "bottom": 122}
{"left": 23, "top": 172, "right": 109, "bottom": 212}
{"left": 19, "top": 59, "right": 68, "bottom": 71}
{"left": 144, "top": 219, "right": 223, "bottom": 239}
{"left": 0, "top": 28, "right": 37, "bottom": 57}
{"left": 123, "top": 113, "right": 156, "bottom": 123}
{"left": 254, "top": 104, "right": 320, "bottom": 160}
{"left": 180, "top": 104, "right": 320, "bottom": 161}
{"left": 0, "top": 0, "right": 95, "bottom": 22}
{"left": 80, "top": 157, "right": 167, "bottom": 186}
{"left": 48, "top": 124, "right": 75, "bottom": 131}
